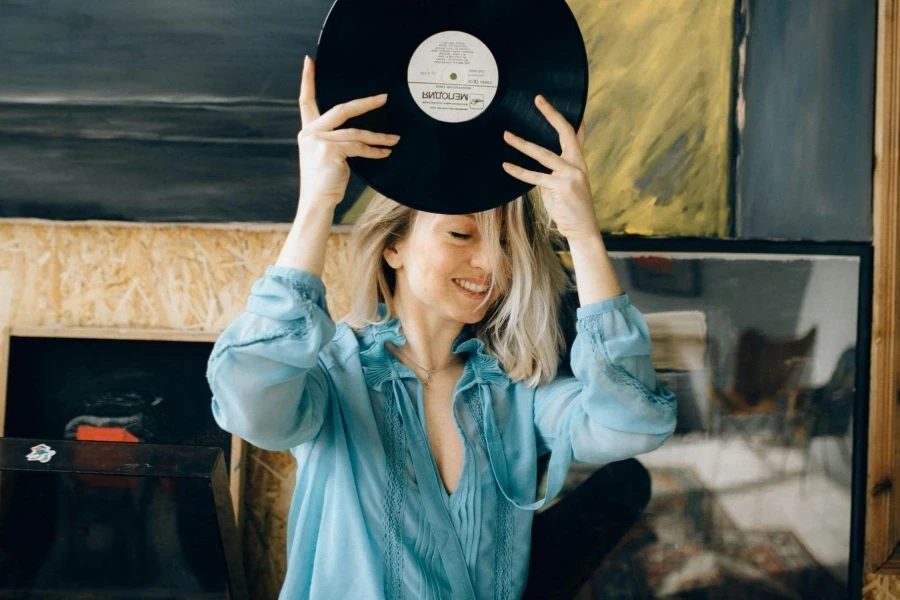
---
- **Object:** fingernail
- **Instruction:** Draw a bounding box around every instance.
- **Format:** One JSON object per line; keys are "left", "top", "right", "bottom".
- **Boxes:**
{"left": 536, "top": 95, "right": 544, "bottom": 104}
{"left": 377, "top": 93, "right": 388, "bottom": 101}
{"left": 304, "top": 55, "right": 310, "bottom": 67}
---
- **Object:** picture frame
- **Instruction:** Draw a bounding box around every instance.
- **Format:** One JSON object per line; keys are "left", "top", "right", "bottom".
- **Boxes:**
{"left": 0, "top": 326, "right": 245, "bottom": 523}
{"left": 555, "top": 239, "right": 870, "bottom": 598}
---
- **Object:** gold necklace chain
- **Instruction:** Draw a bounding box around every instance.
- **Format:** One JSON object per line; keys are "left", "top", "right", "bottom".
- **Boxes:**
{"left": 394, "top": 347, "right": 459, "bottom": 389}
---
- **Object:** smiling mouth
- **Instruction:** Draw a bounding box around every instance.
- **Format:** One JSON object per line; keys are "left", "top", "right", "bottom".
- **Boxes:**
{"left": 453, "top": 279, "right": 489, "bottom": 297}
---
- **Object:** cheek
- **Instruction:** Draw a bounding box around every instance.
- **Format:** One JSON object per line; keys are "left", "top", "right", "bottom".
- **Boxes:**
{"left": 406, "top": 249, "right": 452, "bottom": 292}
{"left": 431, "top": 260, "right": 460, "bottom": 290}
{"left": 421, "top": 245, "right": 457, "bottom": 278}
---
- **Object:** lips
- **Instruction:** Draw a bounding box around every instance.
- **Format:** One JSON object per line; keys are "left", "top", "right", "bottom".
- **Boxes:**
{"left": 453, "top": 279, "right": 489, "bottom": 297}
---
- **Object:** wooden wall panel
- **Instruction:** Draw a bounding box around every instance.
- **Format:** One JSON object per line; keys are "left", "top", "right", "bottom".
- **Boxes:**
{"left": 867, "top": 0, "right": 900, "bottom": 576}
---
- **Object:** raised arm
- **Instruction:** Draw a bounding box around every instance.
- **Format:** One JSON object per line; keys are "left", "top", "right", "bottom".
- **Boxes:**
{"left": 534, "top": 295, "right": 677, "bottom": 464}
{"left": 207, "top": 56, "right": 399, "bottom": 451}
{"left": 207, "top": 267, "right": 336, "bottom": 451}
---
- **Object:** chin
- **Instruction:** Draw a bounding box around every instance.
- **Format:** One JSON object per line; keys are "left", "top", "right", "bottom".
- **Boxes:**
{"left": 441, "top": 301, "right": 483, "bottom": 324}
{"left": 460, "top": 301, "right": 498, "bottom": 324}
{"left": 462, "top": 312, "right": 487, "bottom": 325}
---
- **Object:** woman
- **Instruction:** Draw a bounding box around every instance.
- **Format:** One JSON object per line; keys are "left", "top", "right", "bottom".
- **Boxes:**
{"left": 207, "top": 56, "right": 677, "bottom": 600}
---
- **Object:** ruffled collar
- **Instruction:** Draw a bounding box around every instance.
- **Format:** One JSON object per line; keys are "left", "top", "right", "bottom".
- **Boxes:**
{"left": 358, "top": 303, "right": 509, "bottom": 393}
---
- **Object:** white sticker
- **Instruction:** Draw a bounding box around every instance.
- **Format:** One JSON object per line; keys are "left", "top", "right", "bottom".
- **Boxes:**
{"left": 26, "top": 443, "right": 56, "bottom": 463}
{"left": 407, "top": 31, "right": 499, "bottom": 123}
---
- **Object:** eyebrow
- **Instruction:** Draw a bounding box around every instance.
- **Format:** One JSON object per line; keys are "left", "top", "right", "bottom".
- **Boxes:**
{"left": 442, "top": 215, "right": 474, "bottom": 224}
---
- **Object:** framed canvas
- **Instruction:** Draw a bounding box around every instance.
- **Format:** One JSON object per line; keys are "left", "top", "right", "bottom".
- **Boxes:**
{"left": 545, "top": 241, "right": 869, "bottom": 599}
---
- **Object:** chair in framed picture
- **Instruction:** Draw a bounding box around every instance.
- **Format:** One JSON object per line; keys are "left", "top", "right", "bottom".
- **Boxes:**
{"left": 707, "top": 326, "right": 818, "bottom": 475}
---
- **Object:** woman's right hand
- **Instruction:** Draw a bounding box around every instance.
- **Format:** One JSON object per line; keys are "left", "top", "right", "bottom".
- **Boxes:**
{"left": 297, "top": 55, "right": 399, "bottom": 209}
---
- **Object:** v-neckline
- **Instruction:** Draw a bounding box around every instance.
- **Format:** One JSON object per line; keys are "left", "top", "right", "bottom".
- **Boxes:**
{"left": 414, "top": 378, "right": 470, "bottom": 505}
{"left": 382, "top": 340, "right": 472, "bottom": 503}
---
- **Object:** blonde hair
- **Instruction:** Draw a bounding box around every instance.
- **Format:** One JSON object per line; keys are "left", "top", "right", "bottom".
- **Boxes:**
{"left": 342, "top": 190, "right": 574, "bottom": 387}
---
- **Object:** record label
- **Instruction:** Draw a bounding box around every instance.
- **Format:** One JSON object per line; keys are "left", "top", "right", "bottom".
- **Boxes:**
{"left": 406, "top": 31, "right": 499, "bottom": 123}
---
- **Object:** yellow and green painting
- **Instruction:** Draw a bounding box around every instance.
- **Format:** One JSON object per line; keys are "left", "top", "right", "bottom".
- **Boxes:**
{"left": 338, "top": 0, "right": 734, "bottom": 238}
{"left": 569, "top": 0, "right": 733, "bottom": 237}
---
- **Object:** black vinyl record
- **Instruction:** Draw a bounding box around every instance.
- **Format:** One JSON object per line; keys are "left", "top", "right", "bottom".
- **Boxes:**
{"left": 314, "top": 0, "right": 588, "bottom": 214}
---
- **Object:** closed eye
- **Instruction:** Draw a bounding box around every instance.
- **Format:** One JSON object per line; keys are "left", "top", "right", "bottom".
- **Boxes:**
{"left": 450, "top": 231, "right": 508, "bottom": 246}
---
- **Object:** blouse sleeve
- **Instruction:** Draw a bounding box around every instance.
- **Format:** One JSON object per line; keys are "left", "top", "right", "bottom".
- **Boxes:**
{"left": 533, "top": 294, "right": 677, "bottom": 464}
{"left": 206, "top": 266, "right": 336, "bottom": 451}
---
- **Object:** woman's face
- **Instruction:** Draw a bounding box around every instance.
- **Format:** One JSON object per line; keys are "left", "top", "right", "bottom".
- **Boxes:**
{"left": 384, "top": 212, "right": 504, "bottom": 324}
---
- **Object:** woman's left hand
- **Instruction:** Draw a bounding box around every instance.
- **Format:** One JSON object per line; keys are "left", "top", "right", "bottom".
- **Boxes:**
{"left": 502, "top": 94, "right": 600, "bottom": 242}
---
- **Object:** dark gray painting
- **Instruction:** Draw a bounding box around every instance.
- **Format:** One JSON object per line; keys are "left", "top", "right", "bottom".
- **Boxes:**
{"left": 0, "top": 0, "right": 373, "bottom": 223}
{"left": 736, "top": 0, "right": 876, "bottom": 241}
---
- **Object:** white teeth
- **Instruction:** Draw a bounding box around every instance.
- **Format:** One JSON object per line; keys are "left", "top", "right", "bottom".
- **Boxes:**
{"left": 454, "top": 279, "right": 489, "bottom": 293}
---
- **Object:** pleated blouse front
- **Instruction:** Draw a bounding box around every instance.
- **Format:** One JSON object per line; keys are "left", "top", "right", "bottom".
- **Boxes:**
{"left": 357, "top": 309, "right": 527, "bottom": 600}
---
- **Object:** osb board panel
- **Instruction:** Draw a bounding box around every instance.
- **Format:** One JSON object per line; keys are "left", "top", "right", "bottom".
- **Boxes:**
{"left": 866, "top": 572, "right": 900, "bottom": 599}
{"left": 0, "top": 221, "right": 355, "bottom": 328}
{"left": 242, "top": 445, "right": 297, "bottom": 600}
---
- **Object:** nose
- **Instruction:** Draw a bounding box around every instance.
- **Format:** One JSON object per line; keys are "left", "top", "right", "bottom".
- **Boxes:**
{"left": 469, "top": 239, "right": 492, "bottom": 274}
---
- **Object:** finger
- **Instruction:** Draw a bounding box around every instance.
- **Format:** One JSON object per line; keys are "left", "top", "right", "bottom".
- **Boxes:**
{"left": 299, "top": 56, "right": 321, "bottom": 127}
{"left": 501, "top": 162, "right": 554, "bottom": 187}
{"left": 535, "top": 95, "right": 578, "bottom": 153}
{"left": 339, "top": 141, "right": 393, "bottom": 160}
{"left": 313, "top": 93, "right": 388, "bottom": 132}
{"left": 320, "top": 128, "right": 400, "bottom": 146}
{"left": 503, "top": 130, "right": 567, "bottom": 171}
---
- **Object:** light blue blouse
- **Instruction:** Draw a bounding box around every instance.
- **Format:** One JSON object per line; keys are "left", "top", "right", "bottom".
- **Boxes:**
{"left": 207, "top": 265, "right": 677, "bottom": 600}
